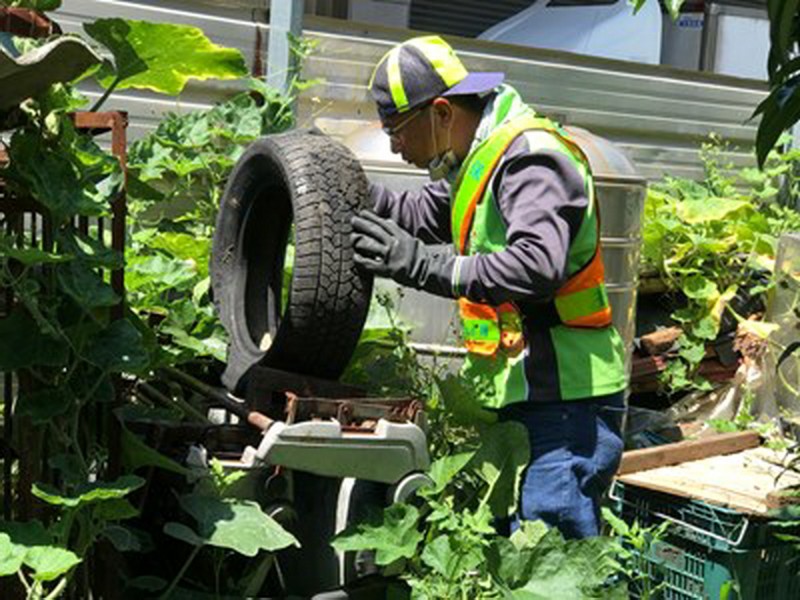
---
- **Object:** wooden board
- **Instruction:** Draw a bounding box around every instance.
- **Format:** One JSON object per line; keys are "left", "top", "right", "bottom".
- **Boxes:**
{"left": 617, "top": 447, "right": 800, "bottom": 515}
{"left": 618, "top": 431, "right": 760, "bottom": 475}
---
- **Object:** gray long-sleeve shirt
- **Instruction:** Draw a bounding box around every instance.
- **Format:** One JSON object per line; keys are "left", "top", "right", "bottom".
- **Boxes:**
{"left": 371, "top": 135, "right": 589, "bottom": 311}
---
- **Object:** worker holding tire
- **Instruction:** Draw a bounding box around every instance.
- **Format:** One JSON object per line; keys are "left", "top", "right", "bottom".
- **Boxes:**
{"left": 351, "top": 36, "right": 626, "bottom": 539}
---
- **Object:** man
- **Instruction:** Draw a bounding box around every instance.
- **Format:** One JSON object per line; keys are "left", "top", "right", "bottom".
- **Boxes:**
{"left": 351, "top": 35, "right": 626, "bottom": 539}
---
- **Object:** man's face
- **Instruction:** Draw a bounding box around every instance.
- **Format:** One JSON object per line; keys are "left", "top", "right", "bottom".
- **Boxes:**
{"left": 382, "top": 103, "right": 435, "bottom": 169}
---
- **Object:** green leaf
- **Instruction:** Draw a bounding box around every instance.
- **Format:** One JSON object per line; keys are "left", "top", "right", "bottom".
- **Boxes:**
{"left": 420, "top": 535, "right": 458, "bottom": 578}
{"left": 692, "top": 315, "right": 719, "bottom": 341}
{"left": 16, "top": 387, "right": 72, "bottom": 425}
{"left": 102, "top": 525, "right": 153, "bottom": 553}
{"left": 663, "top": 0, "right": 685, "bottom": 19}
{"left": 5, "top": 130, "right": 109, "bottom": 223}
{"left": 85, "top": 318, "right": 150, "bottom": 374}
{"left": 83, "top": 19, "right": 248, "bottom": 95}
{"left": 32, "top": 475, "right": 145, "bottom": 508}
{"left": 120, "top": 426, "right": 191, "bottom": 476}
{"left": 163, "top": 522, "right": 205, "bottom": 547}
{"left": 682, "top": 275, "right": 718, "bottom": 301}
{"left": 677, "top": 198, "right": 751, "bottom": 224}
{"left": 511, "top": 520, "right": 550, "bottom": 550}
{"left": 601, "top": 507, "right": 630, "bottom": 537}
{"left": 58, "top": 230, "right": 123, "bottom": 269}
{"left": 25, "top": 546, "right": 81, "bottom": 582}
{"left": 0, "top": 521, "right": 80, "bottom": 582}
{"left": 178, "top": 494, "right": 299, "bottom": 556}
{"left": 56, "top": 260, "right": 119, "bottom": 308}
{"left": 0, "top": 235, "right": 72, "bottom": 265}
{"left": 490, "top": 528, "right": 625, "bottom": 598}
{"left": 0, "top": 309, "right": 68, "bottom": 371}
{"left": 468, "top": 421, "right": 530, "bottom": 518}
{"left": 332, "top": 503, "right": 423, "bottom": 566}
{"left": 0, "top": 532, "right": 25, "bottom": 577}
{"left": 425, "top": 451, "right": 475, "bottom": 495}
{"left": 93, "top": 499, "right": 139, "bottom": 521}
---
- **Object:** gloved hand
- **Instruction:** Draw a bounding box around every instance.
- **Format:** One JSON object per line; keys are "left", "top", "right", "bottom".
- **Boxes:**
{"left": 351, "top": 210, "right": 455, "bottom": 297}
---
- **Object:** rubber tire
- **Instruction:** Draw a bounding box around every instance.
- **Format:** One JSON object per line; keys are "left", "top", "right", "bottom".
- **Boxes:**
{"left": 211, "top": 129, "right": 373, "bottom": 393}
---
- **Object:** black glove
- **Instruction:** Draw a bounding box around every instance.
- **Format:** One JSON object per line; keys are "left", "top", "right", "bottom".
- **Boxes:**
{"left": 351, "top": 210, "right": 455, "bottom": 297}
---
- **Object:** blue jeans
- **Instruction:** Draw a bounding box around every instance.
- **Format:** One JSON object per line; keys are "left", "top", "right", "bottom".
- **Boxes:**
{"left": 498, "top": 392, "right": 625, "bottom": 539}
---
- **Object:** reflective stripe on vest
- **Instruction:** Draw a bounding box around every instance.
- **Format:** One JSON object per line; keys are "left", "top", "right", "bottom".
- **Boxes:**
{"left": 453, "top": 114, "right": 612, "bottom": 357}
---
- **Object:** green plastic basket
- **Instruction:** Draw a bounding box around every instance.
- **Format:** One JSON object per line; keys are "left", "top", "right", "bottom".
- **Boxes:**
{"left": 611, "top": 481, "right": 800, "bottom": 600}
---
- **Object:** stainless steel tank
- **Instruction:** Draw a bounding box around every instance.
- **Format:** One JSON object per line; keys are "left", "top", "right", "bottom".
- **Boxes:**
{"left": 342, "top": 123, "right": 646, "bottom": 378}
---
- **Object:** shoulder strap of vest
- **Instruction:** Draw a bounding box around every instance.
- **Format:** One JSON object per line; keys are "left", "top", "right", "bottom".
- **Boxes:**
{"left": 451, "top": 115, "right": 591, "bottom": 255}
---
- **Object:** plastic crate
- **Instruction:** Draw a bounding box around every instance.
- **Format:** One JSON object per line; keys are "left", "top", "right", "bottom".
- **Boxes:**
{"left": 610, "top": 481, "right": 800, "bottom": 600}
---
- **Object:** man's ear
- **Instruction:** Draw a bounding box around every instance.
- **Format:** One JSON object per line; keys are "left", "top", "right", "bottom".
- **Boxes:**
{"left": 431, "top": 97, "right": 453, "bottom": 127}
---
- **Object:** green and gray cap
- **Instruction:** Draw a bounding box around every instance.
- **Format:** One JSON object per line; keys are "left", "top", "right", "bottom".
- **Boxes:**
{"left": 369, "top": 35, "right": 504, "bottom": 121}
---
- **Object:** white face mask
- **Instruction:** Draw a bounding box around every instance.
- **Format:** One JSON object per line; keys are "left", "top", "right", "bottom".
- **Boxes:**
{"left": 426, "top": 108, "right": 460, "bottom": 182}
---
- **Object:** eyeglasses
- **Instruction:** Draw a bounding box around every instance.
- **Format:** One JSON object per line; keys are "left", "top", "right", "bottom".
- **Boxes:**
{"left": 381, "top": 104, "right": 428, "bottom": 138}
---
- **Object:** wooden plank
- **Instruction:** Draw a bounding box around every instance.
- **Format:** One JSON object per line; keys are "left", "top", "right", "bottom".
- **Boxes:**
{"left": 618, "top": 431, "right": 760, "bottom": 475}
{"left": 617, "top": 447, "right": 800, "bottom": 515}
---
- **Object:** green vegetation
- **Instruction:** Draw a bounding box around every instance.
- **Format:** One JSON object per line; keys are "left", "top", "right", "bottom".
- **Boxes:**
{"left": 641, "top": 136, "right": 800, "bottom": 393}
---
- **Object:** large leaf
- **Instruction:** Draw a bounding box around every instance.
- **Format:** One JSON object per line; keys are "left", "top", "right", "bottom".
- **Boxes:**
{"left": 331, "top": 503, "right": 423, "bottom": 566}
{"left": 5, "top": 130, "right": 109, "bottom": 223}
{"left": 0, "top": 521, "right": 80, "bottom": 582}
{"left": 120, "top": 426, "right": 191, "bottom": 476}
{"left": 15, "top": 387, "right": 72, "bottom": 424}
{"left": 489, "top": 527, "right": 625, "bottom": 599}
{"left": 83, "top": 19, "right": 247, "bottom": 95}
{"left": 0, "top": 309, "right": 68, "bottom": 371}
{"left": 468, "top": 421, "right": 530, "bottom": 518}
{"left": 32, "top": 475, "right": 145, "bottom": 508}
{"left": 56, "top": 260, "right": 119, "bottom": 308}
{"left": 85, "top": 318, "right": 151, "bottom": 374}
{"left": 25, "top": 546, "right": 82, "bottom": 582}
{"left": 175, "top": 494, "right": 299, "bottom": 556}
{"left": 676, "top": 198, "right": 751, "bottom": 224}
{"left": 425, "top": 451, "right": 475, "bottom": 496}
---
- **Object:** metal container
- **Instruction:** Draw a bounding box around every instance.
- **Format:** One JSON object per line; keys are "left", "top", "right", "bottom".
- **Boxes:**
{"left": 343, "top": 123, "right": 646, "bottom": 377}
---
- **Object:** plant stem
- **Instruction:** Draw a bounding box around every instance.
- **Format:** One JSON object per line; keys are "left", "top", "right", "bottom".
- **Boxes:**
{"left": 89, "top": 76, "right": 121, "bottom": 113}
{"left": 159, "top": 545, "right": 202, "bottom": 600}
{"left": 43, "top": 577, "right": 68, "bottom": 600}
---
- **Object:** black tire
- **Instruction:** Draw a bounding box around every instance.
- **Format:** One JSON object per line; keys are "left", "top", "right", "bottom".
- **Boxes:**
{"left": 211, "top": 129, "right": 373, "bottom": 393}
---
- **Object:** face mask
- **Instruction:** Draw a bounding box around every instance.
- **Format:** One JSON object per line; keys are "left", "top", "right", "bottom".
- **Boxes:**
{"left": 426, "top": 109, "right": 460, "bottom": 182}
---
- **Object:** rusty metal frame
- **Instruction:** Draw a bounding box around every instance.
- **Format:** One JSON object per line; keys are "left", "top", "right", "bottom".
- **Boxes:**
{"left": 0, "top": 111, "right": 128, "bottom": 519}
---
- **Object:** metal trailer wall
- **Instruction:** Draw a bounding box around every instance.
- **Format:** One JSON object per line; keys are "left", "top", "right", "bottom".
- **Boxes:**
{"left": 54, "top": 0, "right": 767, "bottom": 182}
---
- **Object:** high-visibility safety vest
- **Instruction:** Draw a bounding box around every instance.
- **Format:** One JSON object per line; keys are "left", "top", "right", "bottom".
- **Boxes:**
{"left": 452, "top": 113, "right": 612, "bottom": 359}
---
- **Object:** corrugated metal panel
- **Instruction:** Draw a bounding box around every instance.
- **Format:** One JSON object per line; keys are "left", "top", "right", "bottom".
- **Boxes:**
{"left": 409, "top": 0, "right": 536, "bottom": 38}
{"left": 302, "top": 19, "right": 767, "bottom": 181}
{"left": 53, "top": 1, "right": 766, "bottom": 181}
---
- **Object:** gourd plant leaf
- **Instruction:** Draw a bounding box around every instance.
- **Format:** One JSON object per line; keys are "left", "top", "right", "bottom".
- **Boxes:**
{"left": 56, "top": 260, "right": 119, "bottom": 308}
{"left": 468, "top": 421, "right": 530, "bottom": 518}
{"left": 84, "top": 318, "right": 151, "bottom": 374}
{"left": 172, "top": 494, "right": 299, "bottom": 556}
{"left": 32, "top": 475, "right": 145, "bottom": 508}
{"left": 331, "top": 502, "right": 423, "bottom": 566}
{"left": 0, "top": 521, "right": 81, "bottom": 582}
{"left": 4, "top": 130, "right": 110, "bottom": 224}
{"left": 15, "top": 387, "right": 72, "bottom": 425}
{"left": 83, "top": 19, "right": 248, "bottom": 95}
{"left": 425, "top": 451, "right": 475, "bottom": 496}
{"left": 25, "top": 546, "right": 82, "bottom": 582}
{"left": 489, "top": 527, "right": 626, "bottom": 599}
{"left": 120, "top": 425, "right": 192, "bottom": 476}
{"left": 0, "top": 309, "right": 68, "bottom": 371}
